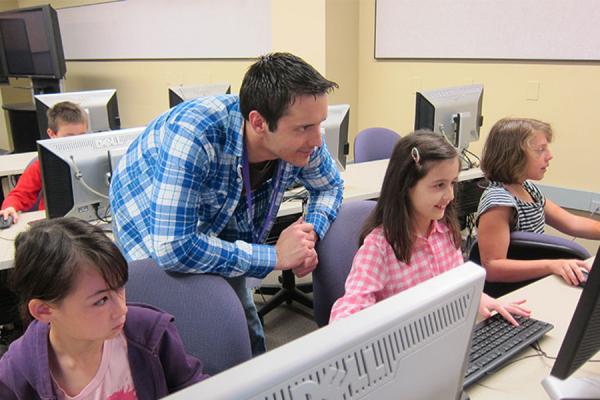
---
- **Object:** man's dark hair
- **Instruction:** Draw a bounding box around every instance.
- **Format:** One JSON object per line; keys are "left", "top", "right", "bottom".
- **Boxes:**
{"left": 239, "top": 52, "right": 338, "bottom": 131}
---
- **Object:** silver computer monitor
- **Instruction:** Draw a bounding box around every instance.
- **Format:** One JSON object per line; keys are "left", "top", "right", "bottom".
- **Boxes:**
{"left": 168, "top": 82, "right": 231, "bottom": 108}
{"left": 35, "top": 89, "right": 120, "bottom": 139}
{"left": 415, "top": 84, "right": 483, "bottom": 156}
{"left": 322, "top": 104, "right": 350, "bottom": 171}
{"left": 37, "top": 127, "right": 144, "bottom": 222}
{"left": 165, "top": 262, "right": 485, "bottom": 400}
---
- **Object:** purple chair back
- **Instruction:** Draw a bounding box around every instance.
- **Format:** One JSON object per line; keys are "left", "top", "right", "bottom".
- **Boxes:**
{"left": 313, "top": 200, "right": 377, "bottom": 327}
{"left": 353, "top": 127, "right": 401, "bottom": 163}
{"left": 469, "top": 231, "right": 591, "bottom": 297}
{"left": 126, "top": 259, "right": 252, "bottom": 375}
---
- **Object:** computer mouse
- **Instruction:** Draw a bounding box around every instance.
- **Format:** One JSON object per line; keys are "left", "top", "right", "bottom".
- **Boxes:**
{"left": 578, "top": 269, "right": 589, "bottom": 288}
{"left": 0, "top": 215, "right": 14, "bottom": 230}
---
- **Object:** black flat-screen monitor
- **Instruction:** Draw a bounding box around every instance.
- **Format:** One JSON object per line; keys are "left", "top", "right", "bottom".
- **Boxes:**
{"left": 0, "top": 5, "right": 66, "bottom": 79}
{"left": 34, "top": 89, "right": 120, "bottom": 139}
{"left": 168, "top": 82, "right": 231, "bottom": 108}
{"left": 542, "top": 247, "right": 600, "bottom": 398}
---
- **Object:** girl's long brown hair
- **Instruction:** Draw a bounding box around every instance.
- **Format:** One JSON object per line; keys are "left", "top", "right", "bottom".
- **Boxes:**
{"left": 359, "top": 131, "right": 461, "bottom": 263}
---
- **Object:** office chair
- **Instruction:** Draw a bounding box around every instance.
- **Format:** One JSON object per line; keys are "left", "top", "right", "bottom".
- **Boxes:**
{"left": 125, "top": 259, "right": 252, "bottom": 375}
{"left": 353, "top": 127, "right": 401, "bottom": 163}
{"left": 312, "top": 200, "right": 377, "bottom": 327}
{"left": 469, "top": 231, "right": 591, "bottom": 298}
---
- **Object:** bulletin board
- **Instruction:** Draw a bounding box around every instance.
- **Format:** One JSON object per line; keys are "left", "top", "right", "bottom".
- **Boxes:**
{"left": 57, "top": 0, "right": 271, "bottom": 60}
{"left": 375, "top": 0, "right": 600, "bottom": 60}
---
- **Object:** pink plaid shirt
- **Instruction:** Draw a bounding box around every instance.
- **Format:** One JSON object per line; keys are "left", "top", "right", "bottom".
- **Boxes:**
{"left": 329, "top": 220, "right": 463, "bottom": 322}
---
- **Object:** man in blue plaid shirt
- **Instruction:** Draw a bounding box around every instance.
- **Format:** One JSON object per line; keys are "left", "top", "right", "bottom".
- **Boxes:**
{"left": 110, "top": 53, "right": 344, "bottom": 355}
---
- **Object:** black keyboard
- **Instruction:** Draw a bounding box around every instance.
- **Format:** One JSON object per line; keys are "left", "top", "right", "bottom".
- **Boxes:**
{"left": 463, "top": 314, "right": 553, "bottom": 387}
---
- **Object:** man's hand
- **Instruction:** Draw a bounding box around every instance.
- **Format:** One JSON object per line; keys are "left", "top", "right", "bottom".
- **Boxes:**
{"left": 274, "top": 217, "right": 317, "bottom": 272}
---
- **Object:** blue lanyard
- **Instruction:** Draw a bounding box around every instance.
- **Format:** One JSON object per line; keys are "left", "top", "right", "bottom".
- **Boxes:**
{"left": 241, "top": 142, "right": 284, "bottom": 243}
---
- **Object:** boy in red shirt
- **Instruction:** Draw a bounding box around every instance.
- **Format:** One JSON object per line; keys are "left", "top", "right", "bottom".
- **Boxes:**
{"left": 0, "top": 101, "right": 88, "bottom": 222}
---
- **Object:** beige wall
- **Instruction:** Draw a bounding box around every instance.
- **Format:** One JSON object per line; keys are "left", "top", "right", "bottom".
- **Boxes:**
{"left": 326, "top": 0, "right": 359, "bottom": 155}
{"left": 357, "top": 0, "right": 599, "bottom": 193}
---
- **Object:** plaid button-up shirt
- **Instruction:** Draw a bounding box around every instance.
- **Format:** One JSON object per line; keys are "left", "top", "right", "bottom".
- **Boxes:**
{"left": 110, "top": 95, "right": 343, "bottom": 278}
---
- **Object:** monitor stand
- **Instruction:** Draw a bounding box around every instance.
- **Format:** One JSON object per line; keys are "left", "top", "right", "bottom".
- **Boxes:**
{"left": 542, "top": 375, "right": 600, "bottom": 399}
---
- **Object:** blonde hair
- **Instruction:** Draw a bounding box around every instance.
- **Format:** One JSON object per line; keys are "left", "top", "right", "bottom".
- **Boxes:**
{"left": 481, "top": 118, "right": 553, "bottom": 184}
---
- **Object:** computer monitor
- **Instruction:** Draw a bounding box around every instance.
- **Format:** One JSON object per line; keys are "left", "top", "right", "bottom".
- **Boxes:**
{"left": 415, "top": 84, "right": 484, "bottom": 156}
{"left": 165, "top": 262, "right": 484, "bottom": 400}
{"left": 0, "top": 5, "right": 66, "bottom": 80}
{"left": 542, "top": 247, "right": 600, "bottom": 399}
{"left": 322, "top": 104, "right": 350, "bottom": 171}
{"left": 37, "top": 127, "right": 144, "bottom": 221}
{"left": 168, "top": 82, "right": 231, "bottom": 108}
{"left": 34, "top": 89, "right": 121, "bottom": 139}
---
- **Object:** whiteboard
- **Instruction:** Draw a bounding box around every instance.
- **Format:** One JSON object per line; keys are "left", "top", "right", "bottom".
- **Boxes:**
{"left": 57, "top": 0, "right": 271, "bottom": 60}
{"left": 375, "top": 0, "right": 600, "bottom": 60}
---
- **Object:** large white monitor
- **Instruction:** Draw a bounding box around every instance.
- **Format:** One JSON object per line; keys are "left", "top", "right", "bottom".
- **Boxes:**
{"left": 166, "top": 262, "right": 485, "bottom": 400}
{"left": 37, "top": 127, "right": 144, "bottom": 222}
{"left": 322, "top": 104, "right": 350, "bottom": 171}
{"left": 34, "top": 89, "right": 121, "bottom": 139}
{"left": 168, "top": 82, "right": 231, "bottom": 108}
{"left": 415, "top": 84, "right": 483, "bottom": 157}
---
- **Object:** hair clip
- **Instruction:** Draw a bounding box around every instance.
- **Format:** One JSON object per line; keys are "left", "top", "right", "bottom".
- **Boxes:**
{"left": 411, "top": 147, "right": 421, "bottom": 166}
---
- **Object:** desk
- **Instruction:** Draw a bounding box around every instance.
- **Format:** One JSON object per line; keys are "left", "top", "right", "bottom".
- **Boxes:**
{"left": 0, "top": 151, "right": 38, "bottom": 197}
{"left": 0, "top": 211, "right": 45, "bottom": 271}
{"left": 469, "top": 257, "right": 598, "bottom": 400}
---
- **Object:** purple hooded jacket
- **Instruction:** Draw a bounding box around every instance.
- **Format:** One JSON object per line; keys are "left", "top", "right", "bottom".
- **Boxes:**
{"left": 0, "top": 303, "right": 208, "bottom": 399}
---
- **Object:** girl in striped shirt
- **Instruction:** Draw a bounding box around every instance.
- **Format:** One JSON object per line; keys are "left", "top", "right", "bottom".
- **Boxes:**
{"left": 330, "top": 131, "right": 529, "bottom": 324}
{"left": 477, "top": 118, "right": 600, "bottom": 286}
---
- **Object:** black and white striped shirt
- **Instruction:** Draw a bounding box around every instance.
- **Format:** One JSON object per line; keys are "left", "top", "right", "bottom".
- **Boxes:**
{"left": 476, "top": 180, "right": 546, "bottom": 234}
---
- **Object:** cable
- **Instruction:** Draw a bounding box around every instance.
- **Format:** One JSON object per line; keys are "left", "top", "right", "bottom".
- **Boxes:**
{"left": 69, "top": 156, "right": 109, "bottom": 200}
{"left": 464, "top": 148, "right": 481, "bottom": 166}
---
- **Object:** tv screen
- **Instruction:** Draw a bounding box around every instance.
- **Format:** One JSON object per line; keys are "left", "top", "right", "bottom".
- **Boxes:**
{"left": 0, "top": 5, "right": 66, "bottom": 79}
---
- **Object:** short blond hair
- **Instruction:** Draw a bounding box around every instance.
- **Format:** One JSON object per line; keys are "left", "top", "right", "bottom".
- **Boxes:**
{"left": 481, "top": 118, "right": 553, "bottom": 184}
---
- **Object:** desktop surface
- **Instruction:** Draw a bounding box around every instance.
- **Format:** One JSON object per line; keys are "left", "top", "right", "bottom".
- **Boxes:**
{"left": 468, "top": 258, "right": 599, "bottom": 400}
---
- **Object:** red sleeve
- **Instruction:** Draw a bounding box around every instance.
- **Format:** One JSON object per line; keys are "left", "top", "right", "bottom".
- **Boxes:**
{"left": 2, "top": 159, "right": 43, "bottom": 212}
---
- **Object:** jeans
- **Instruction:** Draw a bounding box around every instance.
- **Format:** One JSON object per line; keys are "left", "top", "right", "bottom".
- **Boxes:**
{"left": 226, "top": 276, "right": 266, "bottom": 356}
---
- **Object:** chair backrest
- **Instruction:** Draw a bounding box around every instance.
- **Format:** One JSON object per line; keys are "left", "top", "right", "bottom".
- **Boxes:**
{"left": 469, "top": 231, "right": 591, "bottom": 297}
{"left": 125, "top": 259, "right": 252, "bottom": 375}
{"left": 313, "top": 200, "right": 377, "bottom": 327}
{"left": 353, "top": 127, "right": 401, "bottom": 163}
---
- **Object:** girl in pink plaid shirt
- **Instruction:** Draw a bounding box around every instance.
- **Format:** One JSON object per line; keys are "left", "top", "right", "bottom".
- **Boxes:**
{"left": 330, "top": 131, "right": 530, "bottom": 324}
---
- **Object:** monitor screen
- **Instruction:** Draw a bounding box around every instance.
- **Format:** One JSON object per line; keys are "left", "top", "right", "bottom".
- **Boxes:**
{"left": 165, "top": 262, "right": 484, "bottom": 400}
{"left": 34, "top": 89, "right": 121, "bottom": 139}
{"left": 322, "top": 104, "right": 350, "bottom": 171}
{"left": 0, "top": 5, "right": 66, "bottom": 79}
{"left": 415, "top": 84, "right": 483, "bottom": 155}
{"left": 37, "top": 127, "right": 144, "bottom": 222}
{"left": 542, "top": 247, "right": 600, "bottom": 398}
{"left": 168, "top": 82, "right": 231, "bottom": 108}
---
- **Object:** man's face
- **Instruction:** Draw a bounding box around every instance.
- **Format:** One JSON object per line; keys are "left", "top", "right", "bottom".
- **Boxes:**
{"left": 261, "top": 94, "right": 328, "bottom": 167}
{"left": 47, "top": 121, "right": 88, "bottom": 139}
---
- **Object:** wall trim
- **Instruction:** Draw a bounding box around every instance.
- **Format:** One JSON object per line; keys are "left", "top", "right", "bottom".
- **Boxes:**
{"left": 538, "top": 184, "right": 600, "bottom": 213}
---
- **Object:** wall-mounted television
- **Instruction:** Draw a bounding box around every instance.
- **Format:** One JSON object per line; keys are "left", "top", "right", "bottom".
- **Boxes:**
{"left": 0, "top": 5, "right": 66, "bottom": 80}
